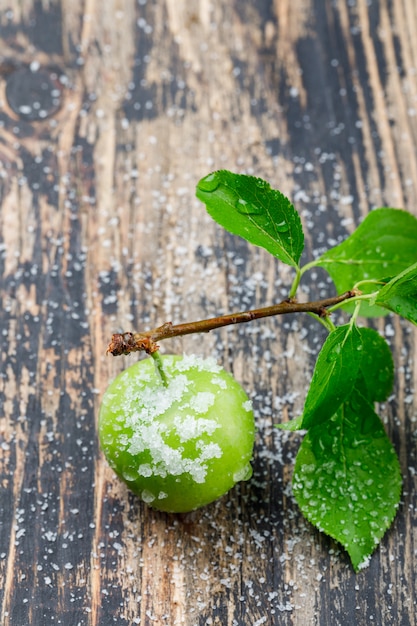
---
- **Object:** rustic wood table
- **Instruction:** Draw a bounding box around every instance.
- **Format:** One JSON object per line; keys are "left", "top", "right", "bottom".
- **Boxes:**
{"left": 1, "top": 1, "right": 416, "bottom": 624}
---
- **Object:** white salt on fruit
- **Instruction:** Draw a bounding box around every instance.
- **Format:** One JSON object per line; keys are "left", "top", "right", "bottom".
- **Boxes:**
{"left": 99, "top": 354, "right": 256, "bottom": 512}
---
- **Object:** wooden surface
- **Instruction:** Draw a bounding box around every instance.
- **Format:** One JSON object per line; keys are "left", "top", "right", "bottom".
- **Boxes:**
{"left": 1, "top": 1, "right": 417, "bottom": 624}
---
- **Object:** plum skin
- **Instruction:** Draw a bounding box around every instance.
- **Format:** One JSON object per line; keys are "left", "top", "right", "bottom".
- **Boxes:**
{"left": 98, "top": 354, "right": 255, "bottom": 512}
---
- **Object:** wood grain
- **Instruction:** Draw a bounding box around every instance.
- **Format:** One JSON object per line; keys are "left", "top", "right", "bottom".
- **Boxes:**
{"left": 0, "top": 0, "right": 416, "bottom": 624}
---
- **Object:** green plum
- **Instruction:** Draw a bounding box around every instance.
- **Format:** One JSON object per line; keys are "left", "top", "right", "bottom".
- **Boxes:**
{"left": 99, "top": 354, "right": 255, "bottom": 512}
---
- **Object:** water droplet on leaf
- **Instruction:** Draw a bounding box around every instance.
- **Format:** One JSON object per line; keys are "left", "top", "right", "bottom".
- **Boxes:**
{"left": 327, "top": 344, "right": 342, "bottom": 362}
{"left": 197, "top": 173, "right": 220, "bottom": 192}
{"left": 275, "top": 220, "right": 289, "bottom": 233}
{"left": 255, "top": 178, "right": 268, "bottom": 190}
{"left": 235, "top": 198, "right": 263, "bottom": 215}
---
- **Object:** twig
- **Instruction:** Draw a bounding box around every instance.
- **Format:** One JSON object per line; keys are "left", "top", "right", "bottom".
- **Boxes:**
{"left": 107, "top": 290, "right": 359, "bottom": 356}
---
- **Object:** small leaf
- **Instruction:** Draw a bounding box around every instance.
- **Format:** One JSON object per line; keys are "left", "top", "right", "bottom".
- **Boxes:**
{"left": 374, "top": 262, "right": 417, "bottom": 326}
{"left": 355, "top": 327, "right": 394, "bottom": 403}
{"left": 196, "top": 170, "right": 304, "bottom": 268}
{"left": 315, "top": 208, "right": 417, "bottom": 316}
{"left": 300, "top": 324, "right": 363, "bottom": 430}
{"left": 293, "top": 392, "right": 402, "bottom": 571}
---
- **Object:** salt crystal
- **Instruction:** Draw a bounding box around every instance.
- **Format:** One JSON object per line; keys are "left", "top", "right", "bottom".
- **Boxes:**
{"left": 141, "top": 490, "right": 155, "bottom": 503}
{"left": 188, "top": 392, "right": 215, "bottom": 413}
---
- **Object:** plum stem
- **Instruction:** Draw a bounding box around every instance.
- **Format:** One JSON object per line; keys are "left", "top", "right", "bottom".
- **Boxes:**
{"left": 107, "top": 290, "right": 360, "bottom": 356}
{"left": 150, "top": 351, "right": 169, "bottom": 387}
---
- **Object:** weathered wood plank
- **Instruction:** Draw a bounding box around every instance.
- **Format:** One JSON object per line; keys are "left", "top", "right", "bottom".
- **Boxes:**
{"left": 0, "top": 0, "right": 416, "bottom": 624}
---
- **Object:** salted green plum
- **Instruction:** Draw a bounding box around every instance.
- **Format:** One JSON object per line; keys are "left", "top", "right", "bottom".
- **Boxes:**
{"left": 99, "top": 354, "right": 255, "bottom": 512}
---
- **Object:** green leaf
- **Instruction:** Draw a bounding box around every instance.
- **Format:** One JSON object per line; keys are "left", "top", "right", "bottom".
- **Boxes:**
{"left": 315, "top": 208, "right": 417, "bottom": 316}
{"left": 299, "top": 324, "right": 363, "bottom": 430}
{"left": 374, "top": 262, "right": 417, "bottom": 326}
{"left": 355, "top": 327, "right": 394, "bottom": 403}
{"left": 277, "top": 326, "right": 393, "bottom": 432}
{"left": 196, "top": 170, "right": 304, "bottom": 268}
{"left": 293, "top": 392, "right": 402, "bottom": 571}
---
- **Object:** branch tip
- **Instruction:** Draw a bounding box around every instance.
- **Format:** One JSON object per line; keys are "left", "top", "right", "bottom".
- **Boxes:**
{"left": 107, "top": 332, "right": 159, "bottom": 356}
{"left": 107, "top": 291, "right": 359, "bottom": 356}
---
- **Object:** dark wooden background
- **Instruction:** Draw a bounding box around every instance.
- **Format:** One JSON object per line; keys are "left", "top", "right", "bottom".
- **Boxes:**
{"left": 1, "top": 1, "right": 417, "bottom": 624}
